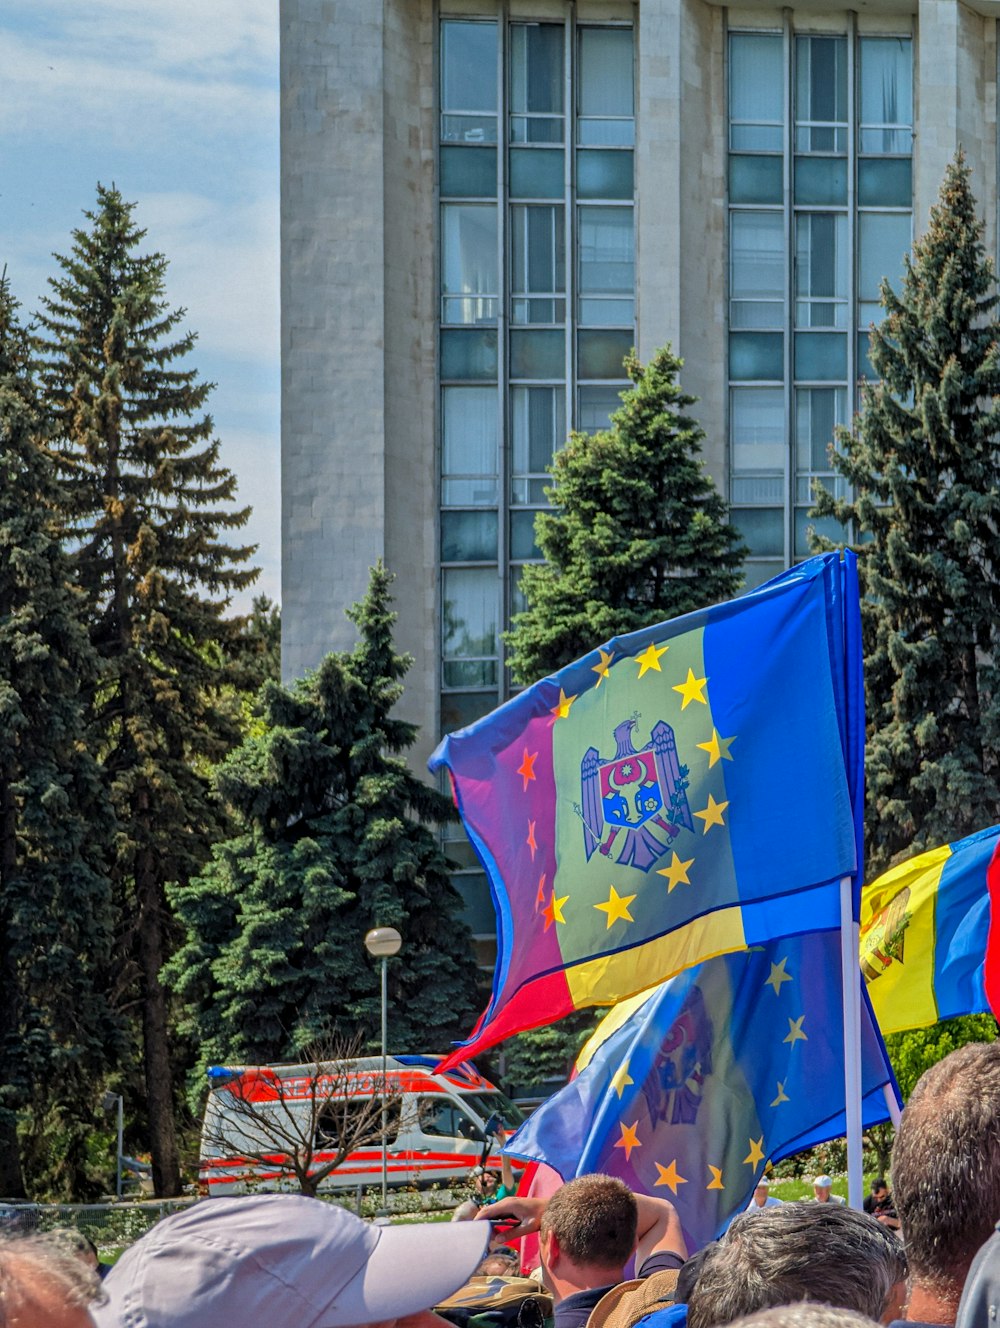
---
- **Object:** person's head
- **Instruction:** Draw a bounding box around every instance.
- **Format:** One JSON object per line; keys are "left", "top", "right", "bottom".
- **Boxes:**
{"left": 811, "top": 1176, "right": 833, "bottom": 1203}
{"left": 0, "top": 1233, "right": 101, "bottom": 1328}
{"left": 90, "top": 1193, "right": 489, "bottom": 1328}
{"left": 870, "top": 1181, "right": 888, "bottom": 1203}
{"left": 729, "top": 1306, "right": 880, "bottom": 1328}
{"left": 891, "top": 1041, "right": 1000, "bottom": 1306}
{"left": 477, "top": 1249, "right": 520, "bottom": 1277}
{"left": 475, "top": 1170, "right": 501, "bottom": 1196}
{"left": 538, "top": 1175, "right": 638, "bottom": 1292}
{"left": 686, "top": 1203, "right": 907, "bottom": 1328}
{"left": 751, "top": 1179, "right": 771, "bottom": 1207}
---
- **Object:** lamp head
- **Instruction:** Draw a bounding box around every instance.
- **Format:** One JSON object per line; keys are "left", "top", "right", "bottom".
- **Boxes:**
{"left": 365, "top": 926, "right": 402, "bottom": 957}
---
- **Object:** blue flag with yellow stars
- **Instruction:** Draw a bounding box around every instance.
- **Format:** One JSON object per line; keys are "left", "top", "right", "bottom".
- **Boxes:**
{"left": 504, "top": 930, "right": 899, "bottom": 1252}
{"left": 432, "top": 552, "right": 864, "bottom": 1070}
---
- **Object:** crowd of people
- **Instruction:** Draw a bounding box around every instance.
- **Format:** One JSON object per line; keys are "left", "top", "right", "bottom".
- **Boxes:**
{"left": 1, "top": 1042, "right": 997, "bottom": 1328}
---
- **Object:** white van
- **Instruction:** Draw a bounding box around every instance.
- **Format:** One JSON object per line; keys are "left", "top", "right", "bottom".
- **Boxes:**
{"left": 198, "top": 1053, "right": 526, "bottom": 1196}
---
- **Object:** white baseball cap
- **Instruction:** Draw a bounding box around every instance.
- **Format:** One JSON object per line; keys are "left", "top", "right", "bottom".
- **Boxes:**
{"left": 91, "top": 1194, "right": 490, "bottom": 1328}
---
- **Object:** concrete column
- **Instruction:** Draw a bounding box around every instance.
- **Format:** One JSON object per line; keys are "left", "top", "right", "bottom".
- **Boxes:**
{"left": 915, "top": 0, "right": 997, "bottom": 256}
{"left": 635, "top": 0, "right": 727, "bottom": 489}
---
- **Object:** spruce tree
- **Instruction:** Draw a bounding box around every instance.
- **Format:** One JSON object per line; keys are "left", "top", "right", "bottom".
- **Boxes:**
{"left": 506, "top": 346, "right": 746, "bottom": 684}
{"left": 168, "top": 563, "right": 480, "bottom": 1079}
{"left": 34, "top": 186, "right": 257, "bottom": 1195}
{"left": 814, "top": 154, "right": 1000, "bottom": 875}
{"left": 0, "top": 277, "right": 117, "bottom": 1198}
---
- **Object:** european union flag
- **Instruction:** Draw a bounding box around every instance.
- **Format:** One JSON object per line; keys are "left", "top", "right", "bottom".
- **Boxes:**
{"left": 505, "top": 931, "right": 899, "bottom": 1252}
{"left": 431, "top": 553, "right": 864, "bottom": 1069}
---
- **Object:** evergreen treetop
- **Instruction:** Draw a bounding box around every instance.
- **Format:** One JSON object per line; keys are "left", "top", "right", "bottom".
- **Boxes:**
{"left": 168, "top": 562, "right": 480, "bottom": 1082}
{"left": 506, "top": 346, "right": 745, "bottom": 684}
{"left": 813, "top": 153, "right": 1000, "bottom": 874}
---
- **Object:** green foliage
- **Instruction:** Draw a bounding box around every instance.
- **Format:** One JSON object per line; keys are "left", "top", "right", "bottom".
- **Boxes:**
{"left": 506, "top": 347, "right": 746, "bottom": 684}
{"left": 498, "top": 1011, "right": 602, "bottom": 1096}
{"left": 814, "top": 154, "right": 1000, "bottom": 875}
{"left": 884, "top": 1013, "right": 997, "bottom": 1100}
{"left": 33, "top": 184, "right": 258, "bottom": 1195}
{"left": 168, "top": 563, "right": 480, "bottom": 1090}
{"left": 0, "top": 277, "right": 119, "bottom": 1199}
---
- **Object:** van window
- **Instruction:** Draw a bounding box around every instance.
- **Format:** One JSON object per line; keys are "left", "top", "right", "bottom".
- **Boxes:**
{"left": 459, "top": 1091, "right": 528, "bottom": 1129}
{"left": 417, "top": 1098, "right": 482, "bottom": 1140}
{"left": 315, "top": 1097, "right": 400, "bottom": 1151}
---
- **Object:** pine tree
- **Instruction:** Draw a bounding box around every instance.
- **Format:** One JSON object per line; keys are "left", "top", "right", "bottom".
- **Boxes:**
{"left": 814, "top": 154, "right": 1000, "bottom": 875}
{"left": 168, "top": 563, "right": 480, "bottom": 1080}
{"left": 0, "top": 277, "right": 118, "bottom": 1198}
{"left": 34, "top": 185, "right": 257, "bottom": 1195}
{"left": 506, "top": 347, "right": 745, "bottom": 684}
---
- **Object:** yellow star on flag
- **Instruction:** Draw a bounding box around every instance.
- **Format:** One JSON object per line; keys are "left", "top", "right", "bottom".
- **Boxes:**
{"left": 771, "top": 1081, "right": 790, "bottom": 1107}
{"left": 743, "top": 1136, "right": 765, "bottom": 1168}
{"left": 592, "top": 649, "right": 615, "bottom": 688}
{"left": 765, "top": 957, "right": 793, "bottom": 996}
{"left": 614, "top": 1120, "right": 642, "bottom": 1161}
{"left": 542, "top": 892, "right": 569, "bottom": 931}
{"left": 610, "top": 1062, "right": 634, "bottom": 1098}
{"left": 654, "top": 1160, "right": 687, "bottom": 1194}
{"left": 673, "top": 668, "right": 709, "bottom": 709}
{"left": 784, "top": 1015, "right": 807, "bottom": 1046}
{"left": 696, "top": 729, "right": 736, "bottom": 767}
{"left": 694, "top": 794, "right": 729, "bottom": 834}
{"left": 550, "top": 688, "right": 576, "bottom": 721}
{"left": 594, "top": 884, "right": 637, "bottom": 928}
{"left": 635, "top": 642, "right": 669, "bottom": 677}
{"left": 707, "top": 1165, "right": 724, "bottom": 1191}
{"left": 657, "top": 852, "right": 694, "bottom": 892}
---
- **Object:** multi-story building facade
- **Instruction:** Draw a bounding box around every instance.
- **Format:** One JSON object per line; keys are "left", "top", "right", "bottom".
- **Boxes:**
{"left": 280, "top": 0, "right": 998, "bottom": 954}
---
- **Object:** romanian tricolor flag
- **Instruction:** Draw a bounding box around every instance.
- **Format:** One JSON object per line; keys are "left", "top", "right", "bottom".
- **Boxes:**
{"left": 504, "top": 931, "right": 899, "bottom": 1251}
{"left": 860, "top": 824, "right": 1000, "bottom": 1035}
{"left": 432, "top": 553, "right": 864, "bottom": 1070}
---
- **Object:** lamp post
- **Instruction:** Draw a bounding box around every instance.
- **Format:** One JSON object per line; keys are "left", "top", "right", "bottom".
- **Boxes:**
{"left": 101, "top": 1092, "right": 124, "bottom": 1199}
{"left": 364, "top": 926, "right": 402, "bottom": 1214}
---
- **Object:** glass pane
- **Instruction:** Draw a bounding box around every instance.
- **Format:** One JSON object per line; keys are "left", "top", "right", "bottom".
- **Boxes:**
{"left": 578, "top": 329, "right": 633, "bottom": 379}
{"left": 729, "top": 155, "right": 783, "bottom": 205}
{"left": 731, "top": 507, "right": 784, "bottom": 557}
{"left": 510, "top": 329, "right": 565, "bottom": 380}
{"left": 451, "top": 873, "right": 496, "bottom": 936}
{"left": 440, "top": 329, "right": 498, "bottom": 380}
{"left": 731, "top": 387, "right": 785, "bottom": 473}
{"left": 442, "top": 567, "right": 498, "bottom": 659}
{"left": 441, "top": 115, "right": 497, "bottom": 146}
{"left": 440, "top": 691, "right": 498, "bottom": 735}
{"left": 510, "top": 116, "right": 564, "bottom": 145}
{"left": 859, "top": 212, "right": 910, "bottom": 302}
{"left": 441, "top": 22, "right": 497, "bottom": 114}
{"left": 441, "top": 510, "right": 498, "bottom": 562}
{"left": 731, "top": 474, "right": 784, "bottom": 504}
{"left": 509, "top": 148, "right": 564, "bottom": 200}
{"left": 742, "top": 560, "right": 783, "bottom": 589}
{"left": 578, "top": 384, "right": 625, "bottom": 432}
{"left": 442, "top": 386, "right": 497, "bottom": 504}
{"left": 729, "top": 33, "right": 783, "bottom": 152}
{"left": 579, "top": 206, "right": 634, "bottom": 295}
{"left": 795, "top": 386, "right": 846, "bottom": 472}
{"left": 579, "top": 297, "right": 633, "bottom": 326}
{"left": 729, "top": 332, "right": 783, "bottom": 381}
{"left": 795, "top": 214, "right": 848, "bottom": 328}
{"left": 795, "top": 36, "right": 847, "bottom": 152}
{"left": 858, "top": 330, "right": 877, "bottom": 381}
{"left": 578, "top": 119, "right": 635, "bottom": 148}
{"left": 795, "top": 508, "right": 847, "bottom": 556}
{"left": 859, "top": 38, "right": 913, "bottom": 153}
{"left": 440, "top": 147, "right": 497, "bottom": 198}
{"left": 441, "top": 205, "right": 497, "bottom": 323}
{"left": 511, "top": 24, "right": 563, "bottom": 116}
{"left": 731, "top": 212, "right": 784, "bottom": 320}
{"left": 794, "top": 332, "right": 847, "bottom": 381}
{"left": 443, "top": 659, "right": 497, "bottom": 687}
{"left": 512, "top": 386, "right": 566, "bottom": 492}
{"left": 510, "top": 509, "right": 542, "bottom": 560}
{"left": 858, "top": 158, "right": 912, "bottom": 208}
{"left": 511, "top": 206, "right": 565, "bottom": 300}
{"left": 577, "top": 151, "right": 634, "bottom": 200}
{"left": 794, "top": 156, "right": 847, "bottom": 205}
{"left": 579, "top": 28, "right": 634, "bottom": 119}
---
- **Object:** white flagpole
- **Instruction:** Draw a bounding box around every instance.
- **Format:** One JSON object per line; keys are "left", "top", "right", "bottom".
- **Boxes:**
{"left": 840, "top": 874, "right": 864, "bottom": 1208}
{"left": 883, "top": 1082, "right": 901, "bottom": 1128}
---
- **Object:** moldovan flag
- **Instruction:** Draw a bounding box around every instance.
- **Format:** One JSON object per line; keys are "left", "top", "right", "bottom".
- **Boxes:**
{"left": 431, "top": 553, "right": 864, "bottom": 1070}
{"left": 505, "top": 931, "right": 899, "bottom": 1253}
{"left": 860, "top": 824, "right": 1000, "bottom": 1034}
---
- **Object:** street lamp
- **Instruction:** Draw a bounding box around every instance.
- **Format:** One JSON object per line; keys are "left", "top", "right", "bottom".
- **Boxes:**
{"left": 101, "top": 1092, "right": 124, "bottom": 1199}
{"left": 364, "top": 926, "right": 402, "bottom": 1214}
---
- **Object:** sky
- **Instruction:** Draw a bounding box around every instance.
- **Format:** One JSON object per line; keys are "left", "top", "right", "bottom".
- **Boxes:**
{"left": 0, "top": 0, "right": 280, "bottom": 611}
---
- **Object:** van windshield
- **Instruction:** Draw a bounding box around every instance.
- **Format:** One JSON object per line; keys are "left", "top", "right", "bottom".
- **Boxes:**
{"left": 458, "top": 1091, "right": 527, "bottom": 1130}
